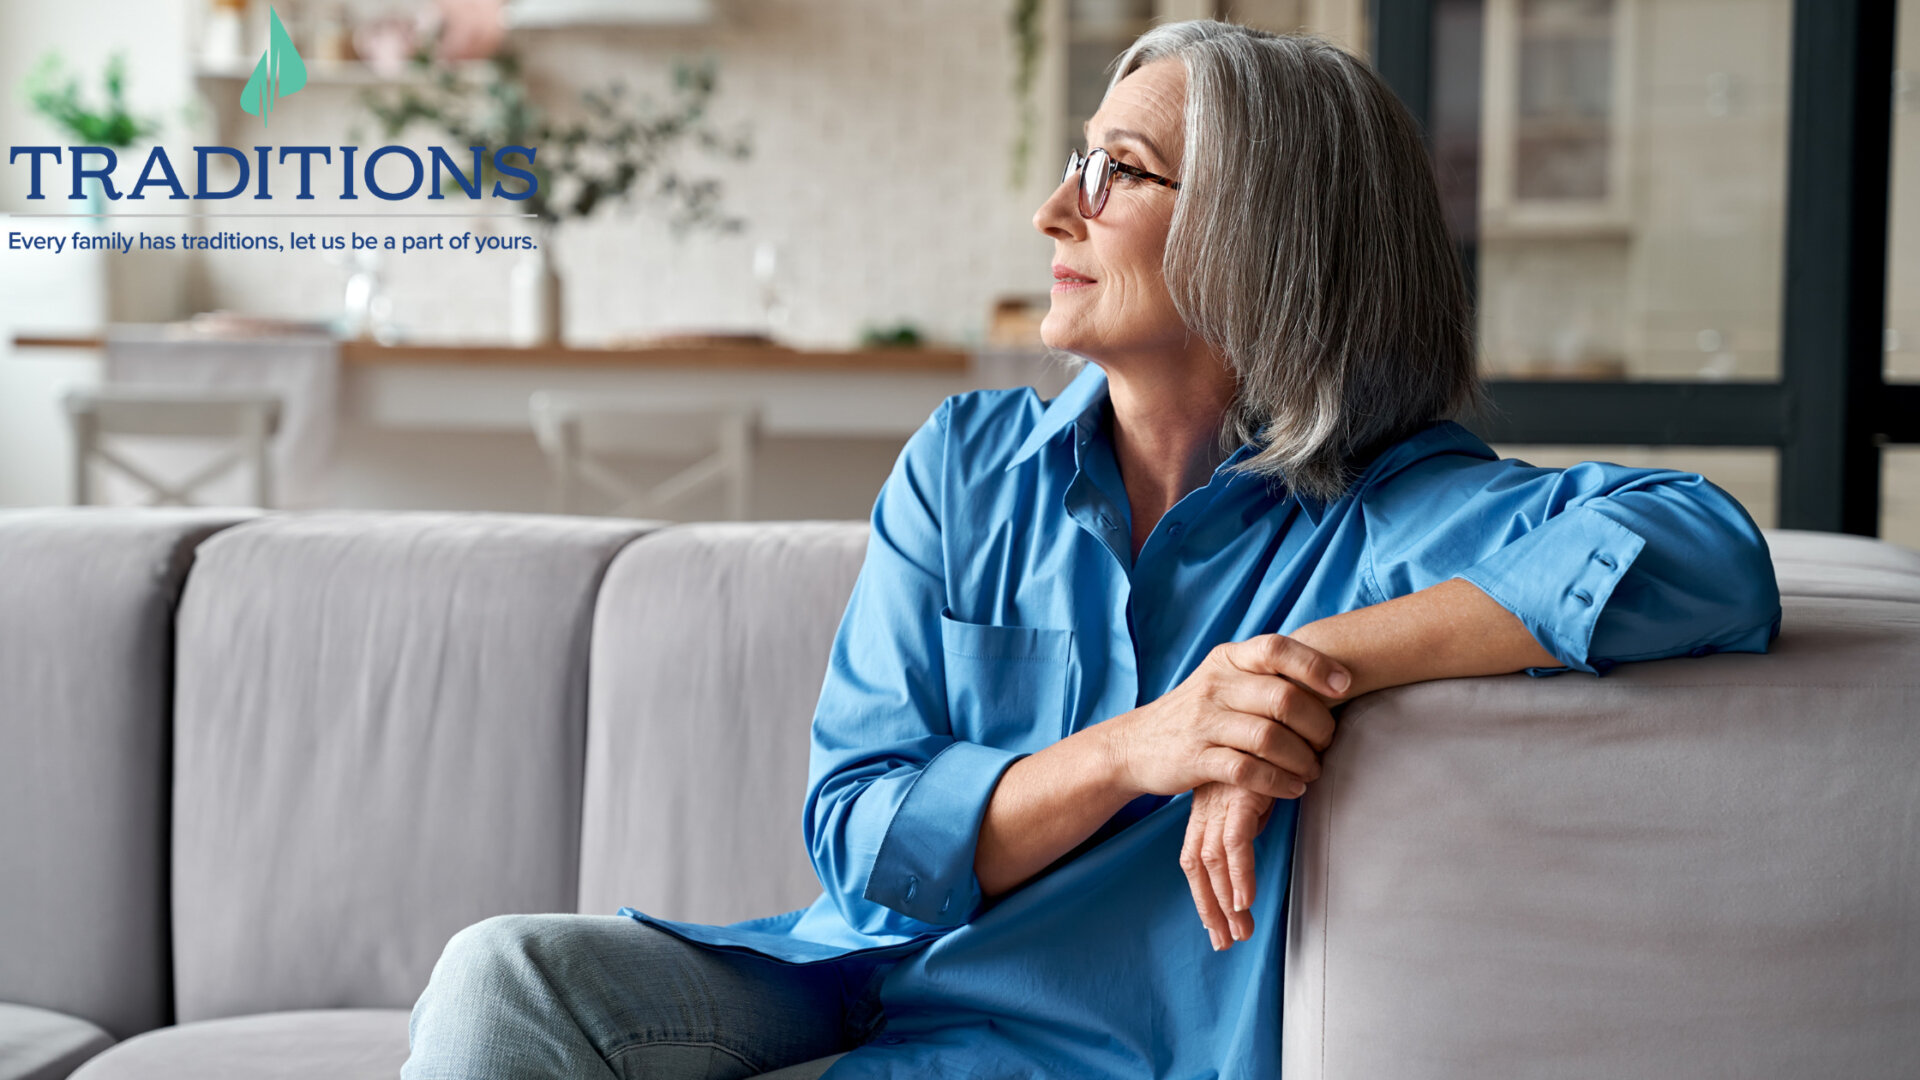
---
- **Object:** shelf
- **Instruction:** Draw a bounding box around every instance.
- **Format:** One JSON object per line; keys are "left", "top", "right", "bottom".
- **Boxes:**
{"left": 7, "top": 332, "right": 974, "bottom": 375}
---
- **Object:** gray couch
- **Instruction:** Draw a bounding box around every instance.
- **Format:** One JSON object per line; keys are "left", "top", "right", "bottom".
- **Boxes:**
{"left": 1, "top": 507, "right": 1915, "bottom": 1079}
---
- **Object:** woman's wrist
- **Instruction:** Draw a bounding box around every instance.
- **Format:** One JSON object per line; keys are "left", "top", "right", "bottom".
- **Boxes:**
{"left": 1283, "top": 621, "right": 1364, "bottom": 705}
{"left": 1088, "top": 711, "right": 1145, "bottom": 802}
{"left": 975, "top": 719, "right": 1147, "bottom": 899}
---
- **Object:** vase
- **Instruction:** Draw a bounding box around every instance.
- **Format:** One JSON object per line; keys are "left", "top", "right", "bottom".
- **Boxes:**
{"left": 508, "top": 221, "right": 562, "bottom": 346}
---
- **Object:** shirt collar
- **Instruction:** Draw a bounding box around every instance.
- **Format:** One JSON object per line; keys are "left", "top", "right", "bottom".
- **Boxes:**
{"left": 1005, "top": 363, "right": 1111, "bottom": 471}
{"left": 1006, "top": 364, "right": 1336, "bottom": 524}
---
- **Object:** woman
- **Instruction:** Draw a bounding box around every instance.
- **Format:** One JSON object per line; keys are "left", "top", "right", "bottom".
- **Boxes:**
{"left": 402, "top": 20, "right": 1781, "bottom": 1080}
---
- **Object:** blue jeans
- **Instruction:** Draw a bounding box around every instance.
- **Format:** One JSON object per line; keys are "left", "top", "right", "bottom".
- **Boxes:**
{"left": 401, "top": 914, "right": 887, "bottom": 1079}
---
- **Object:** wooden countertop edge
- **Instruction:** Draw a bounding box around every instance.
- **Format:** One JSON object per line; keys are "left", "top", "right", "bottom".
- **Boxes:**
{"left": 8, "top": 333, "right": 973, "bottom": 374}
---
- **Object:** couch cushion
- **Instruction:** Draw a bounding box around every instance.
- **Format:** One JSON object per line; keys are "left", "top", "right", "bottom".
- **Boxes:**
{"left": 58, "top": 1008, "right": 840, "bottom": 1080}
{"left": 0, "top": 1002, "right": 115, "bottom": 1080}
{"left": 1283, "top": 530, "right": 1920, "bottom": 1078}
{"left": 578, "top": 522, "right": 868, "bottom": 923}
{"left": 66, "top": 1009, "right": 406, "bottom": 1080}
{"left": 0, "top": 508, "right": 257, "bottom": 1039}
{"left": 169, "top": 511, "right": 659, "bottom": 1022}
{"left": 1766, "top": 527, "right": 1920, "bottom": 601}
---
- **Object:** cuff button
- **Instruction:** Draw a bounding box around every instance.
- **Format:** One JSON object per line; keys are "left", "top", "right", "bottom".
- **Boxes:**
{"left": 1571, "top": 588, "right": 1593, "bottom": 604}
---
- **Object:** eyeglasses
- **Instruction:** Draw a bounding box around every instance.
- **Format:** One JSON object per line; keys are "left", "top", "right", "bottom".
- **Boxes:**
{"left": 1062, "top": 147, "right": 1181, "bottom": 219}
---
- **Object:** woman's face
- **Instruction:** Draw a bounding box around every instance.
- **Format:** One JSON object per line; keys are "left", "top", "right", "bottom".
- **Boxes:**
{"left": 1033, "top": 58, "right": 1188, "bottom": 367}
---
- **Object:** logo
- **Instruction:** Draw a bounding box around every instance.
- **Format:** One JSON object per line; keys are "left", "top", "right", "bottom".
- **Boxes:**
{"left": 239, "top": 6, "right": 306, "bottom": 127}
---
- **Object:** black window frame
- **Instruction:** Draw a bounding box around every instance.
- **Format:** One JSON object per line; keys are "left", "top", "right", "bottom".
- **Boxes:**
{"left": 1371, "top": 0, "right": 1915, "bottom": 534}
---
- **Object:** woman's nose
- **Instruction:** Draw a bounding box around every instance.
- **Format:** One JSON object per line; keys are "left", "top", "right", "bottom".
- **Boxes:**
{"left": 1033, "top": 176, "right": 1084, "bottom": 241}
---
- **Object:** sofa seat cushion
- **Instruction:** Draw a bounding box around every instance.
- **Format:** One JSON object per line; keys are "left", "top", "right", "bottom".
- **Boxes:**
{"left": 60, "top": 1009, "right": 838, "bottom": 1079}
{"left": 0, "top": 1003, "right": 114, "bottom": 1080}
{"left": 66, "top": 1010, "right": 407, "bottom": 1080}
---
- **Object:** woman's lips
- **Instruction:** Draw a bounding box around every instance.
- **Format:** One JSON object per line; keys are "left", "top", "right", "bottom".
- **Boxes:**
{"left": 1052, "top": 263, "right": 1096, "bottom": 291}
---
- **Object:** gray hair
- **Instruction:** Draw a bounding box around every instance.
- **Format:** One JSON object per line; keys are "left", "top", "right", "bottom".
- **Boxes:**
{"left": 1081, "top": 20, "right": 1487, "bottom": 503}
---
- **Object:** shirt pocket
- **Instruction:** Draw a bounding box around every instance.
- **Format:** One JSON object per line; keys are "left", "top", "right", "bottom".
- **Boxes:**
{"left": 938, "top": 609, "right": 1074, "bottom": 753}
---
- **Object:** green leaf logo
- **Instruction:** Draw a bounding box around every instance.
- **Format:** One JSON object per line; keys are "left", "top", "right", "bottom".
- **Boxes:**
{"left": 239, "top": 7, "right": 306, "bottom": 127}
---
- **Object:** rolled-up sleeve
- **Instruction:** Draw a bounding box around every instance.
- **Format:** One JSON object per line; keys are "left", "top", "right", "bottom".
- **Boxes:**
{"left": 1362, "top": 457, "right": 1783, "bottom": 677}
{"left": 803, "top": 399, "right": 1027, "bottom": 935}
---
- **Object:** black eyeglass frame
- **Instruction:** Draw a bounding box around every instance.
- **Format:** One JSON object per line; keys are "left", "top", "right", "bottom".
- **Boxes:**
{"left": 1062, "top": 147, "right": 1181, "bottom": 218}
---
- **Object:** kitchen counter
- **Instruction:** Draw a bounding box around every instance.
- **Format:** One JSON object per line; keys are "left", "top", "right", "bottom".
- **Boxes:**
{"left": 7, "top": 331, "right": 1065, "bottom": 438}
{"left": 9, "top": 333, "right": 971, "bottom": 374}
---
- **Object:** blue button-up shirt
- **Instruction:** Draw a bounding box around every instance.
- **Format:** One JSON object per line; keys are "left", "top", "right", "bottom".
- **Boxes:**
{"left": 621, "top": 362, "right": 1783, "bottom": 1077}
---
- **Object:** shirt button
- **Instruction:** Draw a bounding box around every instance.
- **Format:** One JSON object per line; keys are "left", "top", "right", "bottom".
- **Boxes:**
{"left": 939, "top": 893, "right": 951, "bottom": 914}
{"left": 905, "top": 877, "right": 918, "bottom": 901}
{"left": 1167, "top": 521, "right": 1184, "bottom": 536}
{"left": 1571, "top": 588, "right": 1593, "bottom": 605}
{"left": 880, "top": 1035, "right": 904, "bottom": 1045}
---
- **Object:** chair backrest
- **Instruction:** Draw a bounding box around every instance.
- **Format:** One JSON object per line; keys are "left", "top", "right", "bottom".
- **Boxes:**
{"left": 63, "top": 386, "right": 283, "bottom": 508}
{"left": 529, "top": 391, "right": 759, "bottom": 520}
{"left": 1281, "top": 528, "right": 1920, "bottom": 1079}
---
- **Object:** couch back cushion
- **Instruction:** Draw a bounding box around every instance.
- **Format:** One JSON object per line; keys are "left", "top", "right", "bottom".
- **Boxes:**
{"left": 169, "top": 511, "right": 654, "bottom": 1021}
{"left": 1282, "top": 528, "right": 1920, "bottom": 1078}
{"left": 578, "top": 522, "right": 867, "bottom": 923}
{"left": 0, "top": 508, "right": 255, "bottom": 1039}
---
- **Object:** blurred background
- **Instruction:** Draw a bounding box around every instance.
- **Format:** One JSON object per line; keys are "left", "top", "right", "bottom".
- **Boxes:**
{"left": 0, "top": 0, "right": 1914, "bottom": 547}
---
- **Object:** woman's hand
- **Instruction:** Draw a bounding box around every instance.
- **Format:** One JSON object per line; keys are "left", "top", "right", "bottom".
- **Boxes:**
{"left": 1149, "top": 634, "right": 1347, "bottom": 952}
{"left": 1098, "top": 634, "right": 1346, "bottom": 951}
{"left": 1103, "top": 634, "right": 1350, "bottom": 803}
{"left": 1185, "top": 781, "right": 1279, "bottom": 950}
{"left": 1181, "top": 657, "right": 1342, "bottom": 950}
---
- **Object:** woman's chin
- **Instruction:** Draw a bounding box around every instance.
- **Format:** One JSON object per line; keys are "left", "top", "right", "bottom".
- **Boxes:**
{"left": 1039, "top": 318, "right": 1093, "bottom": 358}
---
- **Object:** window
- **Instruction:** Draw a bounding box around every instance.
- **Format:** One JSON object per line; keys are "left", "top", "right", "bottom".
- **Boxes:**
{"left": 1379, "top": 0, "right": 1912, "bottom": 537}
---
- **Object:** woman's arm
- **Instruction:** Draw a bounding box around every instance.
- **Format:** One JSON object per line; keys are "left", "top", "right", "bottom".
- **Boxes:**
{"left": 1365, "top": 455, "right": 1783, "bottom": 676}
{"left": 1289, "top": 576, "right": 1561, "bottom": 703}
{"left": 1188, "top": 577, "right": 1557, "bottom": 948}
{"left": 971, "top": 726, "right": 1140, "bottom": 901}
{"left": 975, "top": 635, "right": 1350, "bottom": 901}
{"left": 1194, "top": 454, "right": 1787, "bottom": 947}
{"left": 806, "top": 401, "right": 1030, "bottom": 937}
{"left": 991, "top": 574, "right": 1544, "bottom": 949}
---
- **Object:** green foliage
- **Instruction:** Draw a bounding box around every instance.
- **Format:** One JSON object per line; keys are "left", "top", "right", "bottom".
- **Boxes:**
{"left": 860, "top": 322, "right": 925, "bottom": 348}
{"left": 357, "top": 43, "right": 751, "bottom": 237}
{"left": 1008, "top": 0, "right": 1044, "bottom": 189}
{"left": 23, "top": 51, "right": 161, "bottom": 148}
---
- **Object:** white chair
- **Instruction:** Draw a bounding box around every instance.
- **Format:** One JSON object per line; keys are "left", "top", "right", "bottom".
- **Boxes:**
{"left": 63, "top": 385, "right": 284, "bottom": 508}
{"left": 528, "top": 392, "right": 759, "bottom": 520}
